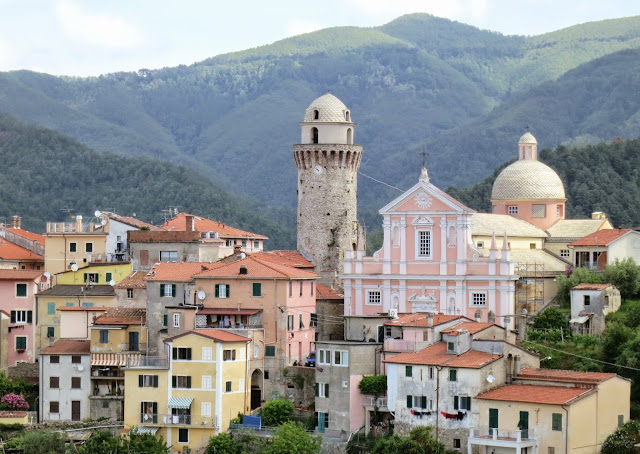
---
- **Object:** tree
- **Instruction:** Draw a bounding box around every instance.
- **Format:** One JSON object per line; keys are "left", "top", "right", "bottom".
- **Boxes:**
{"left": 532, "top": 308, "right": 569, "bottom": 331}
{"left": 79, "top": 431, "right": 120, "bottom": 454}
{"left": 371, "top": 426, "right": 448, "bottom": 454}
{"left": 601, "top": 421, "right": 640, "bottom": 454}
{"left": 555, "top": 267, "right": 601, "bottom": 305}
{"left": 22, "top": 431, "right": 70, "bottom": 454}
{"left": 358, "top": 375, "right": 387, "bottom": 399}
{"left": 602, "top": 258, "right": 640, "bottom": 300}
{"left": 266, "top": 421, "right": 321, "bottom": 454}
{"left": 124, "top": 431, "right": 171, "bottom": 453}
{"left": 261, "top": 398, "right": 294, "bottom": 426}
{"left": 207, "top": 433, "right": 242, "bottom": 454}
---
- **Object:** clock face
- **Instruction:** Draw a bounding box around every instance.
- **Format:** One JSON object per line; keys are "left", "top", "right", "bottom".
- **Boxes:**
{"left": 314, "top": 165, "right": 324, "bottom": 175}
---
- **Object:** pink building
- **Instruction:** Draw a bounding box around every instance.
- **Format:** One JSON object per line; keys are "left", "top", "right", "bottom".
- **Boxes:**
{"left": 342, "top": 168, "right": 518, "bottom": 325}
{"left": 0, "top": 270, "right": 50, "bottom": 365}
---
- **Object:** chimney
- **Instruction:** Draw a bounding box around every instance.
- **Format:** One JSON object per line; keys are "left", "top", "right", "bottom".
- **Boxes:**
{"left": 513, "top": 355, "right": 522, "bottom": 376}
{"left": 427, "top": 313, "right": 434, "bottom": 327}
{"left": 10, "top": 216, "right": 21, "bottom": 229}
{"left": 76, "top": 215, "right": 83, "bottom": 231}
{"left": 185, "top": 215, "right": 194, "bottom": 232}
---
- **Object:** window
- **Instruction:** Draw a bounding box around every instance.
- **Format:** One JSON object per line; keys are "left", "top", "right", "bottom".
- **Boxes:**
{"left": 163, "top": 314, "right": 168, "bottom": 327}
{"left": 160, "top": 251, "right": 178, "bottom": 262}
{"left": 314, "top": 109, "right": 319, "bottom": 120}
{"left": 85, "top": 242, "right": 93, "bottom": 253}
{"left": 311, "top": 282, "right": 314, "bottom": 296}
{"left": 618, "top": 414, "right": 625, "bottom": 428}
{"left": 299, "top": 313, "right": 304, "bottom": 329}
{"left": 178, "top": 429, "right": 189, "bottom": 443}
{"left": 548, "top": 448, "right": 555, "bottom": 454}
{"left": 299, "top": 281, "right": 303, "bottom": 296}
{"left": 202, "top": 375, "right": 212, "bottom": 389}
{"left": 412, "top": 396, "right": 428, "bottom": 409}
{"left": 316, "top": 383, "right": 329, "bottom": 398}
{"left": 106, "top": 273, "right": 112, "bottom": 282}
{"left": 50, "top": 377, "right": 59, "bottom": 388}
{"left": 215, "top": 284, "right": 229, "bottom": 298}
{"left": 453, "top": 439, "right": 461, "bottom": 450}
{"left": 315, "top": 412, "right": 329, "bottom": 429}
{"left": 254, "top": 241, "right": 259, "bottom": 249}
{"left": 71, "top": 377, "right": 81, "bottom": 389}
{"left": 47, "top": 302, "right": 56, "bottom": 314}
{"left": 161, "top": 284, "right": 176, "bottom": 297}
{"left": 367, "top": 291, "right": 381, "bottom": 305}
{"left": 201, "top": 402, "right": 211, "bottom": 417}
{"left": 223, "top": 349, "right": 236, "bottom": 361}
{"left": 72, "top": 355, "right": 81, "bottom": 363}
{"left": 429, "top": 367, "right": 434, "bottom": 379}
{"left": 11, "top": 310, "right": 32, "bottom": 324}
{"left": 584, "top": 295, "right": 591, "bottom": 306}
{"left": 242, "top": 240, "right": 247, "bottom": 248}
{"left": 449, "top": 369, "right": 457, "bottom": 381}
{"left": 454, "top": 396, "right": 471, "bottom": 410}
{"left": 532, "top": 204, "right": 546, "bottom": 218}
{"left": 471, "top": 293, "right": 486, "bottom": 306}
{"left": 139, "top": 375, "right": 158, "bottom": 388}
{"left": 15, "top": 337, "right": 26, "bottom": 350}
{"left": 530, "top": 243, "right": 536, "bottom": 249}
{"left": 552, "top": 413, "right": 562, "bottom": 431}
{"left": 69, "top": 242, "right": 77, "bottom": 253}
{"left": 287, "top": 315, "right": 294, "bottom": 331}
{"left": 127, "top": 288, "right": 134, "bottom": 298}
{"left": 141, "top": 402, "right": 158, "bottom": 424}
{"left": 202, "top": 347, "right": 212, "bottom": 361}
{"left": 225, "top": 381, "right": 232, "bottom": 392}
{"left": 265, "top": 346, "right": 276, "bottom": 357}
{"left": 172, "top": 375, "right": 192, "bottom": 389}
{"left": 318, "top": 349, "right": 330, "bottom": 365}
{"left": 334, "top": 350, "right": 348, "bottom": 366}
{"left": 557, "top": 205, "right": 564, "bottom": 217}
{"left": 99, "top": 330, "right": 109, "bottom": 343}
{"left": 50, "top": 401, "right": 59, "bottom": 413}
{"left": 172, "top": 347, "right": 192, "bottom": 360}
{"left": 252, "top": 283, "right": 262, "bottom": 297}
{"left": 507, "top": 206, "right": 518, "bottom": 215}
{"left": 47, "top": 327, "right": 55, "bottom": 338}
{"left": 50, "top": 355, "right": 59, "bottom": 364}
{"left": 406, "top": 366, "right": 413, "bottom": 377}
{"left": 264, "top": 371, "right": 269, "bottom": 380}
{"left": 447, "top": 342, "right": 454, "bottom": 352}
{"left": 489, "top": 408, "right": 499, "bottom": 430}
{"left": 173, "top": 313, "right": 180, "bottom": 328}
{"left": 254, "top": 345, "right": 259, "bottom": 358}
{"left": 15, "top": 284, "right": 27, "bottom": 297}
{"left": 310, "top": 313, "right": 318, "bottom": 327}
{"left": 417, "top": 230, "right": 431, "bottom": 258}
{"left": 560, "top": 249, "right": 570, "bottom": 258}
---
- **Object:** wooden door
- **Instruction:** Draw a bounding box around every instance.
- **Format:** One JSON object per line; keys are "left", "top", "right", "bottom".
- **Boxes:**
{"left": 71, "top": 401, "right": 80, "bottom": 421}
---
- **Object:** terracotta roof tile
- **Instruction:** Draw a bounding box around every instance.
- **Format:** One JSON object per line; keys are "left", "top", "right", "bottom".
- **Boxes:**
{"left": 41, "top": 339, "right": 90, "bottom": 355}
{"left": 57, "top": 306, "right": 110, "bottom": 312}
{"left": 252, "top": 250, "right": 315, "bottom": 268}
{"left": 194, "top": 256, "right": 318, "bottom": 279}
{"left": 162, "top": 212, "right": 268, "bottom": 240}
{"left": 569, "top": 229, "right": 632, "bottom": 247}
{"left": 94, "top": 308, "right": 146, "bottom": 325}
{"left": 0, "top": 269, "right": 43, "bottom": 280}
{"left": 385, "top": 313, "right": 467, "bottom": 328}
{"left": 0, "top": 411, "right": 27, "bottom": 418}
{"left": 146, "top": 262, "right": 215, "bottom": 282}
{"left": 316, "top": 283, "right": 343, "bottom": 300}
{"left": 0, "top": 240, "right": 43, "bottom": 260}
{"left": 516, "top": 368, "right": 616, "bottom": 384}
{"left": 7, "top": 228, "right": 45, "bottom": 245}
{"left": 38, "top": 285, "right": 115, "bottom": 297}
{"left": 572, "top": 283, "right": 613, "bottom": 291}
{"left": 115, "top": 271, "right": 148, "bottom": 289}
{"left": 441, "top": 322, "right": 495, "bottom": 336}
{"left": 384, "top": 342, "right": 500, "bottom": 368}
{"left": 475, "top": 384, "right": 594, "bottom": 405}
{"left": 165, "top": 329, "right": 251, "bottom": 343}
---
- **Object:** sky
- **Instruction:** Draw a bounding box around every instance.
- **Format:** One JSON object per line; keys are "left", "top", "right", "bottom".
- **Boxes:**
{"left": 1, "top": 0, "right": 639, "bottom": 76}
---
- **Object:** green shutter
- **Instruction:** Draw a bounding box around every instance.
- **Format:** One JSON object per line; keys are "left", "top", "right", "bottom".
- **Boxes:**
{"left": 139, "top": 375, "right": 144, "bottom": 387}
{"left": 489, "top": 408, "right": 499, "bottom": 429}
{"left": 27, "top": 311, "right": 33, "bottom": 324}
{"left": 552, "top": 413, "right": 562, "bottom": 431}
{"left": 153, "top": 375, "right": 158, "bottom": 388}
{"left": 315, "top": 383, "right": 319, "bottom": 397}
{"left": 421, "top": 396, "right": 427, "bottom": 409}
{"left": 83, "top": 273, "right": 87, "bottom": 282}
{"left": 48, "top": 302, "right": 55, "bottom": 314}
{"left": 253, "top": 283, "right": 261, "bottom": 297}
{"left": 186, "top": 348, "right": 192, "bottom": 360}
{"left": 454, "top": 396, "right": 459, "bottom": 410}
{"left": 226, "top": 284, "right": 230, "bottom": 297}
{"left": 10, "top": 311, "right": 15, "bottom": 324}
{"left": 163, "top": 314, "right": 168, "bottom": 327}
{"left": 265, "top": 346, "right": 275, "bottom": 357}
{"left": 172, "top": 376, "right": 177, "bottom": 388}
{"left": 187, "top": 376, "right": 191, "bottom": 388}
{"left": 406, "top": 366, "right": 412, "bottom": 377}
{"left": 171, "top": 284, "right": 176, "bottom": 297}
{"left": 325, "top": 384, "right": 329, "bottom": 398}
{"left": 449, "top": 369, "right": 457, "bottom": 381}
{"left": 215, "top": 284, "right": 219, "bottom": 297}
{"left": 160, "top": 285, "right": 165, "bottom": 297}
{"left": 407, "top": 395, "right": 413, "bottom": 408}
{"left": 466, "top": 397, "right": 471, "bottom": 411}
{"left": 172, "top": 348, "right": 177, "bottom": 359}
{"left": 106, "top": 273, "right": 112, "bottom": 282}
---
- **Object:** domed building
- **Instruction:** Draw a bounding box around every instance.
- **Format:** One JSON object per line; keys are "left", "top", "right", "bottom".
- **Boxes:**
{"left": 491, "top": 132, "right": 566, "bottom": 230}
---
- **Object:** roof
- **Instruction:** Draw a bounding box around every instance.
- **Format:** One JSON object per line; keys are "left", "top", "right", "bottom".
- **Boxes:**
{"left": 146, "top": 262, "right": 215, "bottom": 282}
{"left": 37, "top": 284, "right": 115, "bottom": 297}
{"left": 472, "top": 213, "right": 547, "bottom": 238}
{"left": 546, "top": 219, "right": 609, "bottom": 239}
{"left": 316, "top": 283, "right": 343, "bottom": 300}
{"left": 385, "top": 313, "right": 466, "bottom": 328}
{"left": 252, "top": 250, "right": 315, "bottom": 268}
{"left": 194, "top": 255, "right": 319, "bottom": 279}
{"left": 166, "top": 329, "right": 251, "bottom": 343}
{"left": 475, "top": 384, "right": 595, "bottom": 405}
{"left": 491, "top": 160, "right": 565, "bottom": 201}
{"left": 516, "top": 368, "right": 616, "bottom": 385}
{"left": 114, "top": 271, "right": 148, "bottom": 289}
{"left": 384, "top": 342, "right": 501, "bottom": 368}
{"left": 519, "top": 132, "right": 537, "bottom": 144}
{"left": 161, "top": 212, "right": 268, "bottom": 240}
{"left": 0, "top": 269, "right": 43, "bottom": 280}
{"left": 572, "top": 283, "right": 614, "bottom": 291}
{"left": 40, "top": 339, "right": 90, "bottom": 355}
{"left": 6, "top": 228, "right": 45, "bottom": 245}
{"left": 104, "top": 212, "right": 161, "bottom": 230}
{"left": 569, "top": 229, "right": 633, "bottom": 247}
{"left": 0, "top": 240, "right": 43, "bottom": 261}
{"left": 303, "top": 93, "right": 352, "bottom": 123}
{"left": 509, "top": 249, "right": 570, "bottom": 274}
{"left": 94, "top": 307, "right": 145, "bottom": 325}
{"left": 441, "top": 322, "right": 495, "bottom": 336}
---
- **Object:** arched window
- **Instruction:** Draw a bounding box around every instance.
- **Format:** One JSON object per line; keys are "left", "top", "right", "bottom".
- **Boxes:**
{"left": 345, "top": 111, "right": 350, "bottom": 121}
{"left": 347, "top": 128, "right": 352, "bottom": 145}
{"left": 314, "top": 110, "right": 319, "bottom": 120}
{"left": 311, "top": 127, "right": 319, "bottom": 144}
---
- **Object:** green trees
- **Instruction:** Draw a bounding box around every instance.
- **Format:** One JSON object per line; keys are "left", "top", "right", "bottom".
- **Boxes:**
{"left": 207, "top": 433, "right": 242, "bottom": 454}
{"left": 370, "top": 427, "right": 448, "bottom": 454}
{"left": 261, "top": 399, "right": 294, "bottom": 427}
{"left": 358, "top": 375, "right": 387, "bottom": 399}
{"left": 77, "top": 430, "right": 170, "bottom": 454}
{"left": 532, "top": 308, "right": 569, "bottom": 331}
{"left": 602, "top": 258, "right": 640, "bottom": 300}
{"left": 601, "top": 420, "right": 640, "bottom": 454}
{"left": 267, "top": 421, "right": 321, "bottom": 454}
{"left": 556, "top": 267, "right": 601, "bottom": 305}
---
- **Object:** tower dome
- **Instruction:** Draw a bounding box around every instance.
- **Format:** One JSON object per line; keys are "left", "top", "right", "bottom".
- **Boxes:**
{"left": 303, "top": 93, "right": 353, "bottom": 123}
{"left": 299, "top": 93, "right": 355, "bottom": 145}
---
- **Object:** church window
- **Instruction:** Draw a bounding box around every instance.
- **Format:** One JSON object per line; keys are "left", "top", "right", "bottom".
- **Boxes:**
{"left": 532, "top": 204, "right": 546, "bottom": 218}
{"left": 347, "top": 128, "right": 352, "bottom": 144}
{"left": 417, "top": 230, "right": 432, "bottom": 258}
{"left": 557, "top": 205, "right": 563, "bottom": 217}
{"left": 507, "top": 206, "right": 518, "bottom": 215}
{"left": 367, "top": 291, "right": 381, "bottom": 305}
{"left": 312, "top": 127, "right": 319, "bottom": 144}
{"left": 345, "top": 111, "right": 350, "bottom": 121}
{"left": 470, "top": 293, "right": 487, "bottom": 306}
{"left": 313, "top": 109, "right": 319, "bottom": 120}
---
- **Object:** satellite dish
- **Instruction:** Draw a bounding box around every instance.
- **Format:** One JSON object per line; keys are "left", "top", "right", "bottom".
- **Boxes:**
{"left": 71, "top": 264, "right": 79, "bottom": 272}
{"left": 197, "top": 290, "right": 206, "bottom": 300}
{"left": 239, "top": 253, "right": 246, "bottom": 259}
{"left": 487, "top": 374, "right": 495, "bottom": 383}
{"left": 100, "top": 219, "right": 107, "bottom": 226}
{"left": 44, "top": 272, "right": 51, "bottom": 279}
{"left": 77, "top": 365, "right": 84, "bottom": 371}
{"left": 94, "top": 210, "right": 102, "bottom": 218}
{"left": 109, "top": 280, "right": 116, "bottom": 287}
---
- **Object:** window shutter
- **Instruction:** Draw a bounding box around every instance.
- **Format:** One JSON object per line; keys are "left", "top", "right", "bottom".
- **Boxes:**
{"left": 215, "top": 284, "right": 219, "bottom": 297}
{"left": 326, "top": 384, "right": 329, "bottom": 398}
{"left": 187, "top": 376, "right": 191, "bottom": 389}
{"left": 421, "top": 396, "right": 427, "bottom": 409}
{"left": 160, "top": 285, "right": 165, "bottom": 297}
{"left": 140, "top": 402, "right": 144, "bottom": 414}
{"left": 186, "top": 349, "right": 192, "bottom": 360}
{"left": 106, "top": 273, "right": 112, "bottom": 281}
{"left": 153, "top": 375, "right": 158, "bottom": 388}
{"left": 172, "top": 376, "right": 177, "bottom": 388}
{"left": 226, "top": 284, "right": 230, "bottom": 298}
{"left": 139, "top": 375, "right": 143, "bottom": 387}
{"left": 315, "top": 383, "right": 319, "bottom": 397}
{"left": 172, "top": 348, "right": 177, "bottom": 360}
{"left": 10, "top": 311, "right": 15, "bottom": 324}
{"left": 171, "top": 284, "right": 176, "bottom": 297}
{"left": 163, "top": 314, "right": 168, "bottom": 326}
{"left": 454, "top": 396, "right": 459, "bottom": 410}
{"left": 27, "top": 311, "right": 32, "bottom": 324}
{"left": 407, "top": 395, "right": 413, "bottom": 408}
{"left": 467, "top": 397, "right": 471, "bottom": 411}
{"left": 83, "top": 273, "right": 87, "bottom": 282}
{"left": 95, "top": 274, "right": 99, "bottom": 283}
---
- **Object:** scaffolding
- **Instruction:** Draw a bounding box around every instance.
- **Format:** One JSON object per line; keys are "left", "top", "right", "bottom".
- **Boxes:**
{"left": 515, "top": 263, "right": 545, "bottom": 330}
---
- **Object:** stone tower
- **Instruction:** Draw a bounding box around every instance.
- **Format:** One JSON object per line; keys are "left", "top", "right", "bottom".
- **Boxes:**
{"left": 294, "top": 93, "right": 364, "bottom": 287}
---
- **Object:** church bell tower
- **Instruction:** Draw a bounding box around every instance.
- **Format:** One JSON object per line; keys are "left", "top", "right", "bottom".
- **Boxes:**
{"left": 293, "top": 94, "right": 364, "bottom": 286}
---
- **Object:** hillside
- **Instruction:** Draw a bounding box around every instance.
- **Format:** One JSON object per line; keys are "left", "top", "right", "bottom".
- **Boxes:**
{"left": 1, "top": 14, "right": 640, "bottom": 212}
{"left": 0, "top": 113, "right": 296, "bottom": 249}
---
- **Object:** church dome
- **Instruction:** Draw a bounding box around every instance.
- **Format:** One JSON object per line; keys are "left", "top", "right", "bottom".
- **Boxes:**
{"left": 519, "top": 132, "right": 537, "bottom": 145}
{"left": 303, "top": 93, "right": 353, "bottom": 123}
{"left": 491, "top": 160, "right": 566, "bottom": 200}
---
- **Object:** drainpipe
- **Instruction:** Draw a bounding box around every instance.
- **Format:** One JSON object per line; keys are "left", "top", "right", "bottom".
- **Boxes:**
{"left": 562, "top": 405, "right": 569, "bottom": 454}
{"left": 436, "top": 365, "right": 442, "bottom": 442}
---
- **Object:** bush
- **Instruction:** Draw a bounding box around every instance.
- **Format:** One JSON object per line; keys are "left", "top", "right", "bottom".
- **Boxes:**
{"left": 261, "top": 398, "right": 294, "bottom": 426}
{"left": 266, "top": 421, "right": 321, "bottom": 454}
{"left": 532, "top": 308, "right": 569, "bottom": 332}
{"left": 1, "top": 393, "right": 29, "bottom": 410}
{"left": 207, "top": 433, "right": 241, "bottom": 454}
{"left": 358, "top": 375, "right": 387, "bottom": 398}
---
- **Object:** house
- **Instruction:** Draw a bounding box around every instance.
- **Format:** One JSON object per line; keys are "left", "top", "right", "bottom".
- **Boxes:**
{"left": 123, "top": 329, "right": 250, "bottom": 453}
{"left": 569, "top": 229, "right": 640, "bottom": 270}
{"left": 114, "top": 271, "right": 147, "bottom": 308}
{"left": 39, "top": 339, "right": 91, "bottom": 422}
{"left": 470, "top": 369, "right": 630, "bottom": 454}
{"left": 545, "top": 212, "right": 613, "bottom": 260}
{"left": 101, "top": 212, "right": 162, "bottom": 263}
{"left": 0, "top": 216, "right": 45, "bottom": 258}
{"left": 57, "top": 306, "right": 109, "bottom": 340}
{"left": 0, "top": 236, "right": 45, "bottom": 271}
{"left": 570, "top": 283, "right": 621, "bottom": 334}
{"left": 315, "top": 283, "right": 344, "bottom": 341}
{"left": 54, "top": 262, "right": 132, "bottom": 286}
{"left": 128, "top": 228, "right": 202, "bottom": 271}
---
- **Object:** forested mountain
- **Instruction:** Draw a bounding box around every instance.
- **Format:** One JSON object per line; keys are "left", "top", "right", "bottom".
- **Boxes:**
{"left": 447, "top": 137, "right": 640, "bottom": 228}
{"left": 1, "top": 13, "right": 640, "bottom": 216}
{"left": 0, "top": 113, "right": 296, "bottom": 249}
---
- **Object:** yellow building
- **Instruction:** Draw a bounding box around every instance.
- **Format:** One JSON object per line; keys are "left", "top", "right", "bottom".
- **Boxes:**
{"left": 55, "top": 262, "right": 132, "bottom": 286}
{"left": 124, "top": 329, "right": 250, "bottom": 453}
{"left": 469, "top": 369, "right": 630, "bottom": 454}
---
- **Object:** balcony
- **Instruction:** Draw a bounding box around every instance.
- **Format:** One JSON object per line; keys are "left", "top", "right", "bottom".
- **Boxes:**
{"left": 140, "top": 414, "right": 192, "bottom": 425}
{"left": 125, "top": 355, "right": 169, "bottom": 369}
{"left": 363, "top": 396, "right": 388, "bottom": 411}
{"left": 468, "top": 427, "right": 537, "bottom": 450}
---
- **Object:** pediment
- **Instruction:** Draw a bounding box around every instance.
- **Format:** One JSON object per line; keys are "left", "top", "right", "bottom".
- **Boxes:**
{"left": 379, "top": 181, "right": 473, "bottom": 215}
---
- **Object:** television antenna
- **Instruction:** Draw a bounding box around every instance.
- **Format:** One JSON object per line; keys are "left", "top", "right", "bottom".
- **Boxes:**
{"left": 60, "top": 207, "right": 74, "bottom": 218}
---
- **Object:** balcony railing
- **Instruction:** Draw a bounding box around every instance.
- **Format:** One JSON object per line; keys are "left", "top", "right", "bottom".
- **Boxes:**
{"left": 469, "top": 426, "right": 537, "bottom": 442}
{"left": 126, "top": 355, "right": 168, "bottom": 369}
{"left": 363, "top": 396, "right": 388, "bottom": 410}
{"left": 140, "top": 413, "right": 191, "bottom": 425}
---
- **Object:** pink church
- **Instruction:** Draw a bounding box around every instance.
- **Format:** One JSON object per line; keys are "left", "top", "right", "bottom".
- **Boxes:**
{"left": 342, "top": 168, "right": 518, "bottom": 326}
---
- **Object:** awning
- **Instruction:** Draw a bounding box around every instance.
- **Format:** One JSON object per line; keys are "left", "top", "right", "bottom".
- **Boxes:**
{"left": 131, "top": 426, "right": 158, "bottom": 435}
{"left": 168, "top": 397, "right": 193, "bottom": 409}
{"left": 569, "top": 315, "right": 591, "bottom": 324}
{"left": 91, "top": 353, "right": 142, "bottom": 366}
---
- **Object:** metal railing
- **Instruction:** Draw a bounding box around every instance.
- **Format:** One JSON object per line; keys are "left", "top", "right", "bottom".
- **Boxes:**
{"left": 469, "top": 426, "right": 537, "bottom": 441}
{"left": 126, "top": 355, "right": 168, "bottom": 368}
{"left": 363, "top": 396, "right": 388, "bottom": 409}
{"left": 139, "top": 413, "right": 192, "bottom": 425}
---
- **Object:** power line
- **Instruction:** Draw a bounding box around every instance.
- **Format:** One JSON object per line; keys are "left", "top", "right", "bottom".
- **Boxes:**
{"left": 525, "top": 340, "right": 640, "bottom": 372}
{"left": 358, "top": 171, "right": 404, "bottom": 193}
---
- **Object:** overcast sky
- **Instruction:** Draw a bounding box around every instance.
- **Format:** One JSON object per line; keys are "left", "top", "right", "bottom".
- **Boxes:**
{"left": 1, "top": 0, "right": 639, "bottom": 76}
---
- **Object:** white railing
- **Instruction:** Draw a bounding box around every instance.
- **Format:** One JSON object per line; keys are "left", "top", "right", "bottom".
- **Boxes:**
{"left": 363, "top": 396, "right": 387, "bottom": 409}
{"left": 469, "top": 426, "right": 537, "bottom": 441}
